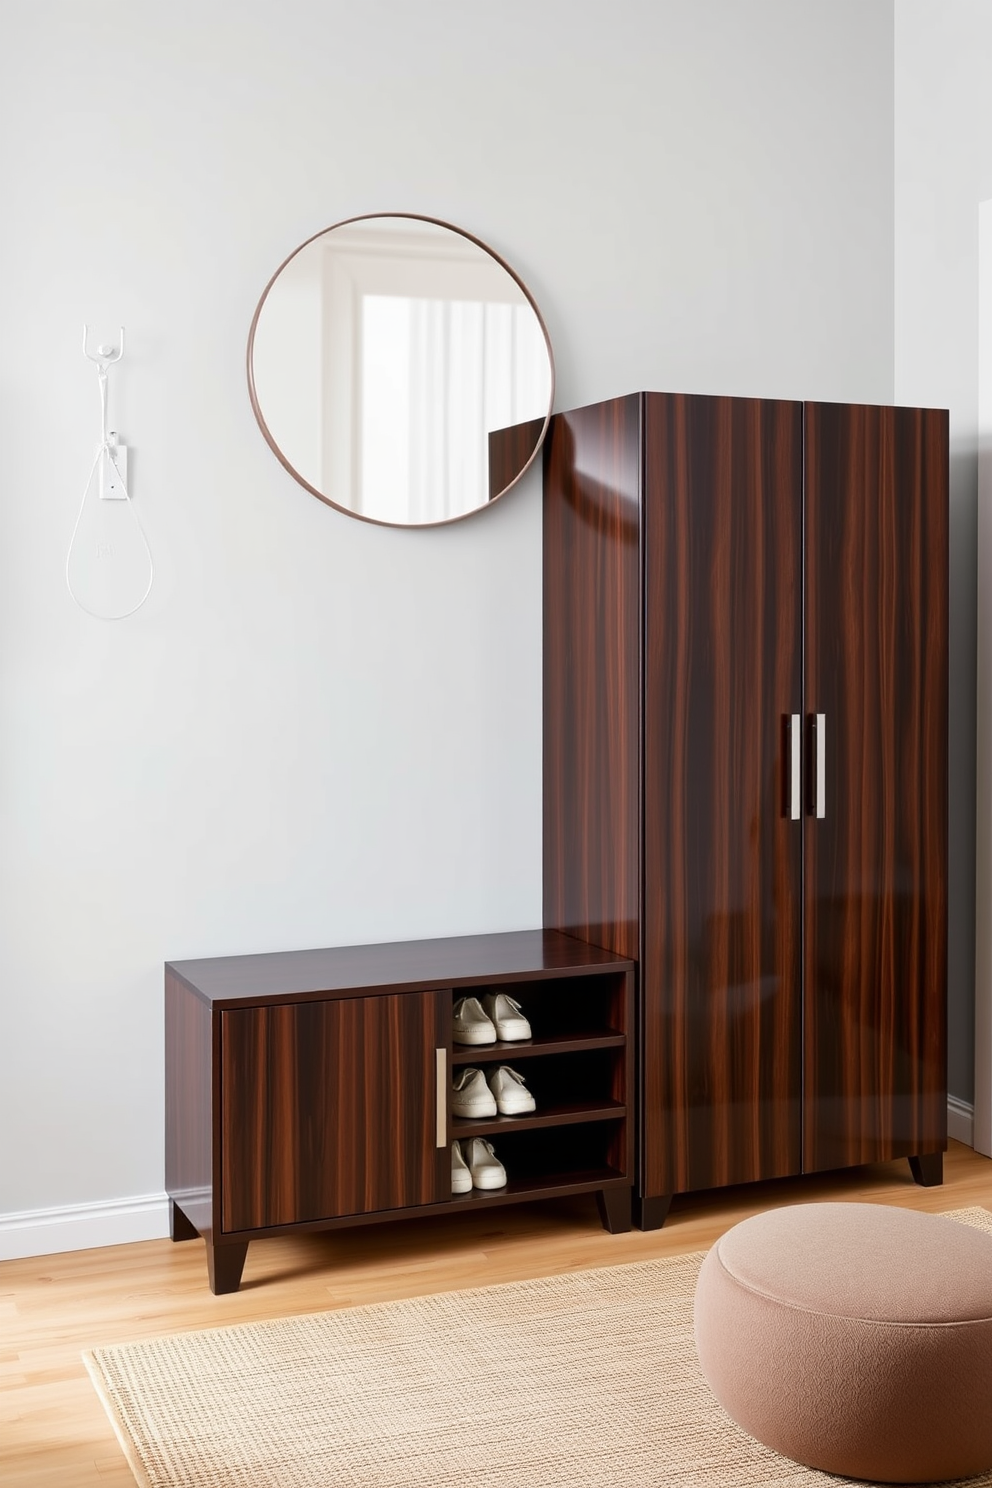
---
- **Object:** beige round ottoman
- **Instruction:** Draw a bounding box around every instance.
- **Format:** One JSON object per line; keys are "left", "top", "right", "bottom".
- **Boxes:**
{"left": 694, "top": 1203, "right": 992, "bottom": 1483}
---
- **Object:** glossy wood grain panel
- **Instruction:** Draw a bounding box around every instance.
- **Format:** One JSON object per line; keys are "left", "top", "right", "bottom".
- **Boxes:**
{"left": 543, "top": 394, "right": 642, "bottom": 959}
{"left": 803, "top": 402, "right": 948, "bottom": 1171}
{"left": 164, "top": 970, "right": 213, "bottom": 1238}
{"left": 220, "top": 991, "right": 446, "bottom": 1231}
{"left": 642, "top": 393, "right": 804, "bottom": 1196}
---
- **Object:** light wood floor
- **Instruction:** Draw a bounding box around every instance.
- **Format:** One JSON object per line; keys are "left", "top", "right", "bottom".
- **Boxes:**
{"left": 3, "top": 1141, "right": 991, "bottom": 1487}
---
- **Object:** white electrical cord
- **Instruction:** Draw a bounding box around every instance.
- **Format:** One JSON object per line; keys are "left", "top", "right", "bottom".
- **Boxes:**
{"left": 66, "top": 326, "right": 154, "bottom": 620}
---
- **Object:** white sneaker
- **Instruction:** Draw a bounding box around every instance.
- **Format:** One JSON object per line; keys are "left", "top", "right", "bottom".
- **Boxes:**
{"left": 481, "top": 992, "right": 532, "bottom": 1041}
{"left": 451, "top": 1067, "right": 497, "bottom": 1118}
{"left": 452, "top": 996, "right": 497, "bottom": 1045}
{"left": 462, "top": 1136, "right": 507, "bottom": 1190}
{"left": 451, "top": 1140, "right": 472, "bottom": 1195}
{"left": 488, "top": 1065, "right": 536, "bottom": 1115}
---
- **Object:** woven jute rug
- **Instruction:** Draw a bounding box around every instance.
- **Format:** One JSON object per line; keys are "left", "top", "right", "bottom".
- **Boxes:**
{"left": 85, "top": 1205, "right": 992, "bottom": 1488}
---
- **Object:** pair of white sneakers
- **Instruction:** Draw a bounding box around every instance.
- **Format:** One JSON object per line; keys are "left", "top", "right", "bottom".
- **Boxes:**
{"left": 453, "top": 993, "right": 531, "bottom": 1045}
{"left": 452, "top": 1064, "right": 536, "bottom": 1118}
{"left": 452, "top": 1137, "right": 506, "bottom": 1193}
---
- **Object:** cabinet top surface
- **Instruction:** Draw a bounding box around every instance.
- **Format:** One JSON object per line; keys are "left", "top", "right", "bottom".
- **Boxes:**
{"left": 166, "top": 928, "right": 633, "bottom": 1006}
{"left": 549, "top": 392, "right": 950, "bottom": 420}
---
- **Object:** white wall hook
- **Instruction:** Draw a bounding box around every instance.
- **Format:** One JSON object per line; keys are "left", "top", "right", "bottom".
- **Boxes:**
{"left": 82, "top": 324, "right": 125, "bottom": 370}
{"left": 66, "top": 323, "right": 152, "bottom": 619}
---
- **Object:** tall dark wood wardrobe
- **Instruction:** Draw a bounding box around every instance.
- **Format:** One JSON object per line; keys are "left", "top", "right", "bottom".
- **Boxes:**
{"left": 543, "top": 392, "right": 948, "bottom": 1226}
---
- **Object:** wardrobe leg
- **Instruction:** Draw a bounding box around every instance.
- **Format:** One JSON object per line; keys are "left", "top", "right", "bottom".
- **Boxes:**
{"left": 908, "top": 1152, "right": 943, "bottom": 1187}
{"left": 596, "top": 1186, "right": 632, "bottom": 1233}
{"left": 632, "top": 1192, "right": 673, "bottom": 1231}
{"left": 206, "top": 1240, "right": 249, "bottom": 1295}
{"left": 170, "top": 1199, "right": 198, "bottom": 1242}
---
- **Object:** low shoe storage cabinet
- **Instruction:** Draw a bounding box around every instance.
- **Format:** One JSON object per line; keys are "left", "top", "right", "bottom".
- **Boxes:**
{"left": 166, "top": 929, "right": 634, "bottom": 1293}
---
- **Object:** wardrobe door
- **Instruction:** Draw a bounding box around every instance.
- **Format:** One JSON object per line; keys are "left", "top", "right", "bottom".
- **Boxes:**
{"left": 642, "top": 393, "right": 804, "bottom": 1197}
{"left": 803, "top": 402, "right": 948, "bottom": 1173}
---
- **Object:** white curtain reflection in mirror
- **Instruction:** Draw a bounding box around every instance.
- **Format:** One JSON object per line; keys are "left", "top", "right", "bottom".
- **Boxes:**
{"left": 360, "top": 294, "right": 550, "bottom": 523}
{"left": 251, "top": 217, "right": 552, "bottom": 525}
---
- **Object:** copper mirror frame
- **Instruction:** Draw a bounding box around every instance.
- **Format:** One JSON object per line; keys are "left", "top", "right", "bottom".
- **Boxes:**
{"left": 247, "top": 213, "right": 556, "bottom": 529}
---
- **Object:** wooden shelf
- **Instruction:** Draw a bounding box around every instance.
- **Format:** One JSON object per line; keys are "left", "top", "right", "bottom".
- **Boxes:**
{"left": 452, "top": 1098, "right": 625, "bottom": 1139}
{"left": 444, "top": 1166, "right": 628, "bottom": 1211}
{"left": 450, "top": 1029, "right": 624, "bottom": 1064}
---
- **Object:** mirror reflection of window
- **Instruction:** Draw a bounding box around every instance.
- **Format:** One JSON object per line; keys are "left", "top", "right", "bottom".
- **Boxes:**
{"left": 360, "top": 293, "right": 551, "bottom": 523}
{"left": 249, "top": 216, "right": 554, "bottom": 526}
{"left": 322, "top": 220, "right": 551, "bottom": 524}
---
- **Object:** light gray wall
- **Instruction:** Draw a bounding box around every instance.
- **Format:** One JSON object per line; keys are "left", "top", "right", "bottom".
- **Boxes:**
{"left": 0, "top": 0, "right": 895, "bottom": 1218}
{"left": 894, "top": 0, "right": 992, "bottom": 1104}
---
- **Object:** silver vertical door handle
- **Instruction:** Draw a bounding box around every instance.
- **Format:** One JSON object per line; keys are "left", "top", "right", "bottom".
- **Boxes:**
{"left": 812, "top": 712, "right": 826, "bottom": 819}
{"left": 787, "top": 714, "right": 801, "bottom": 820}
{"left": 435, "top": 1047, "right": 447, "bottom": 1148}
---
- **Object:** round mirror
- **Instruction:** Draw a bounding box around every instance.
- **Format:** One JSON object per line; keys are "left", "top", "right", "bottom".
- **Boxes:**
{"left": 247, "top": 214, "right": 555, "bottom": 527}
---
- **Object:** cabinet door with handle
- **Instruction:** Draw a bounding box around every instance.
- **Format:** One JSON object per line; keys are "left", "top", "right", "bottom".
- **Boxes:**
{"left": 220, "top": 991, "right": 449, "bottom": 1231}
{"left": 643, "top": 392, "right": 804, "bottom": 1196}
{"left": 803, "top": 402, "right": 948, "bottom": 1172}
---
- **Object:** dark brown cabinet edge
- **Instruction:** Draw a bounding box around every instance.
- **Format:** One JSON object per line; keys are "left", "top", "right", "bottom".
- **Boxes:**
{"left": 166, "top": 928, "right": 633, "bottom": 1009}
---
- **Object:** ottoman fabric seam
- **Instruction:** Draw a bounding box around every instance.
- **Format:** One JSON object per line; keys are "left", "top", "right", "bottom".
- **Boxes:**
{"left": 712, "top": 1251, "right": 992, "bottom": 1328}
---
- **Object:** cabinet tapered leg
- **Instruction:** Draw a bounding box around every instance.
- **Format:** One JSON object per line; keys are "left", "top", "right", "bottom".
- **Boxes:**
{"left": 206, "top": 1241, "right": 249, "bottom": 1295}
{"left": 596, "top": 1186, "right": 632, "bottom": 1233}
{"left": 908, "top": 1152, "right": 943, "bottom": 1188}
{"left": 170, "top": 1199, "right": 198, "bottom": 1242}
{"left": 633, "top": 1192, "right": 673, "bottom": 1231}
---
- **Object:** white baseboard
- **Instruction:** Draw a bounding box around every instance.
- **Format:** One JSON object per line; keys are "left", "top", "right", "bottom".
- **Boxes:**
{"left": 948, "top": 1095, "right": 975, "bottom": 1148}
{"left": 0, "top": 1192, "right": 170, "bottom": 1263}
